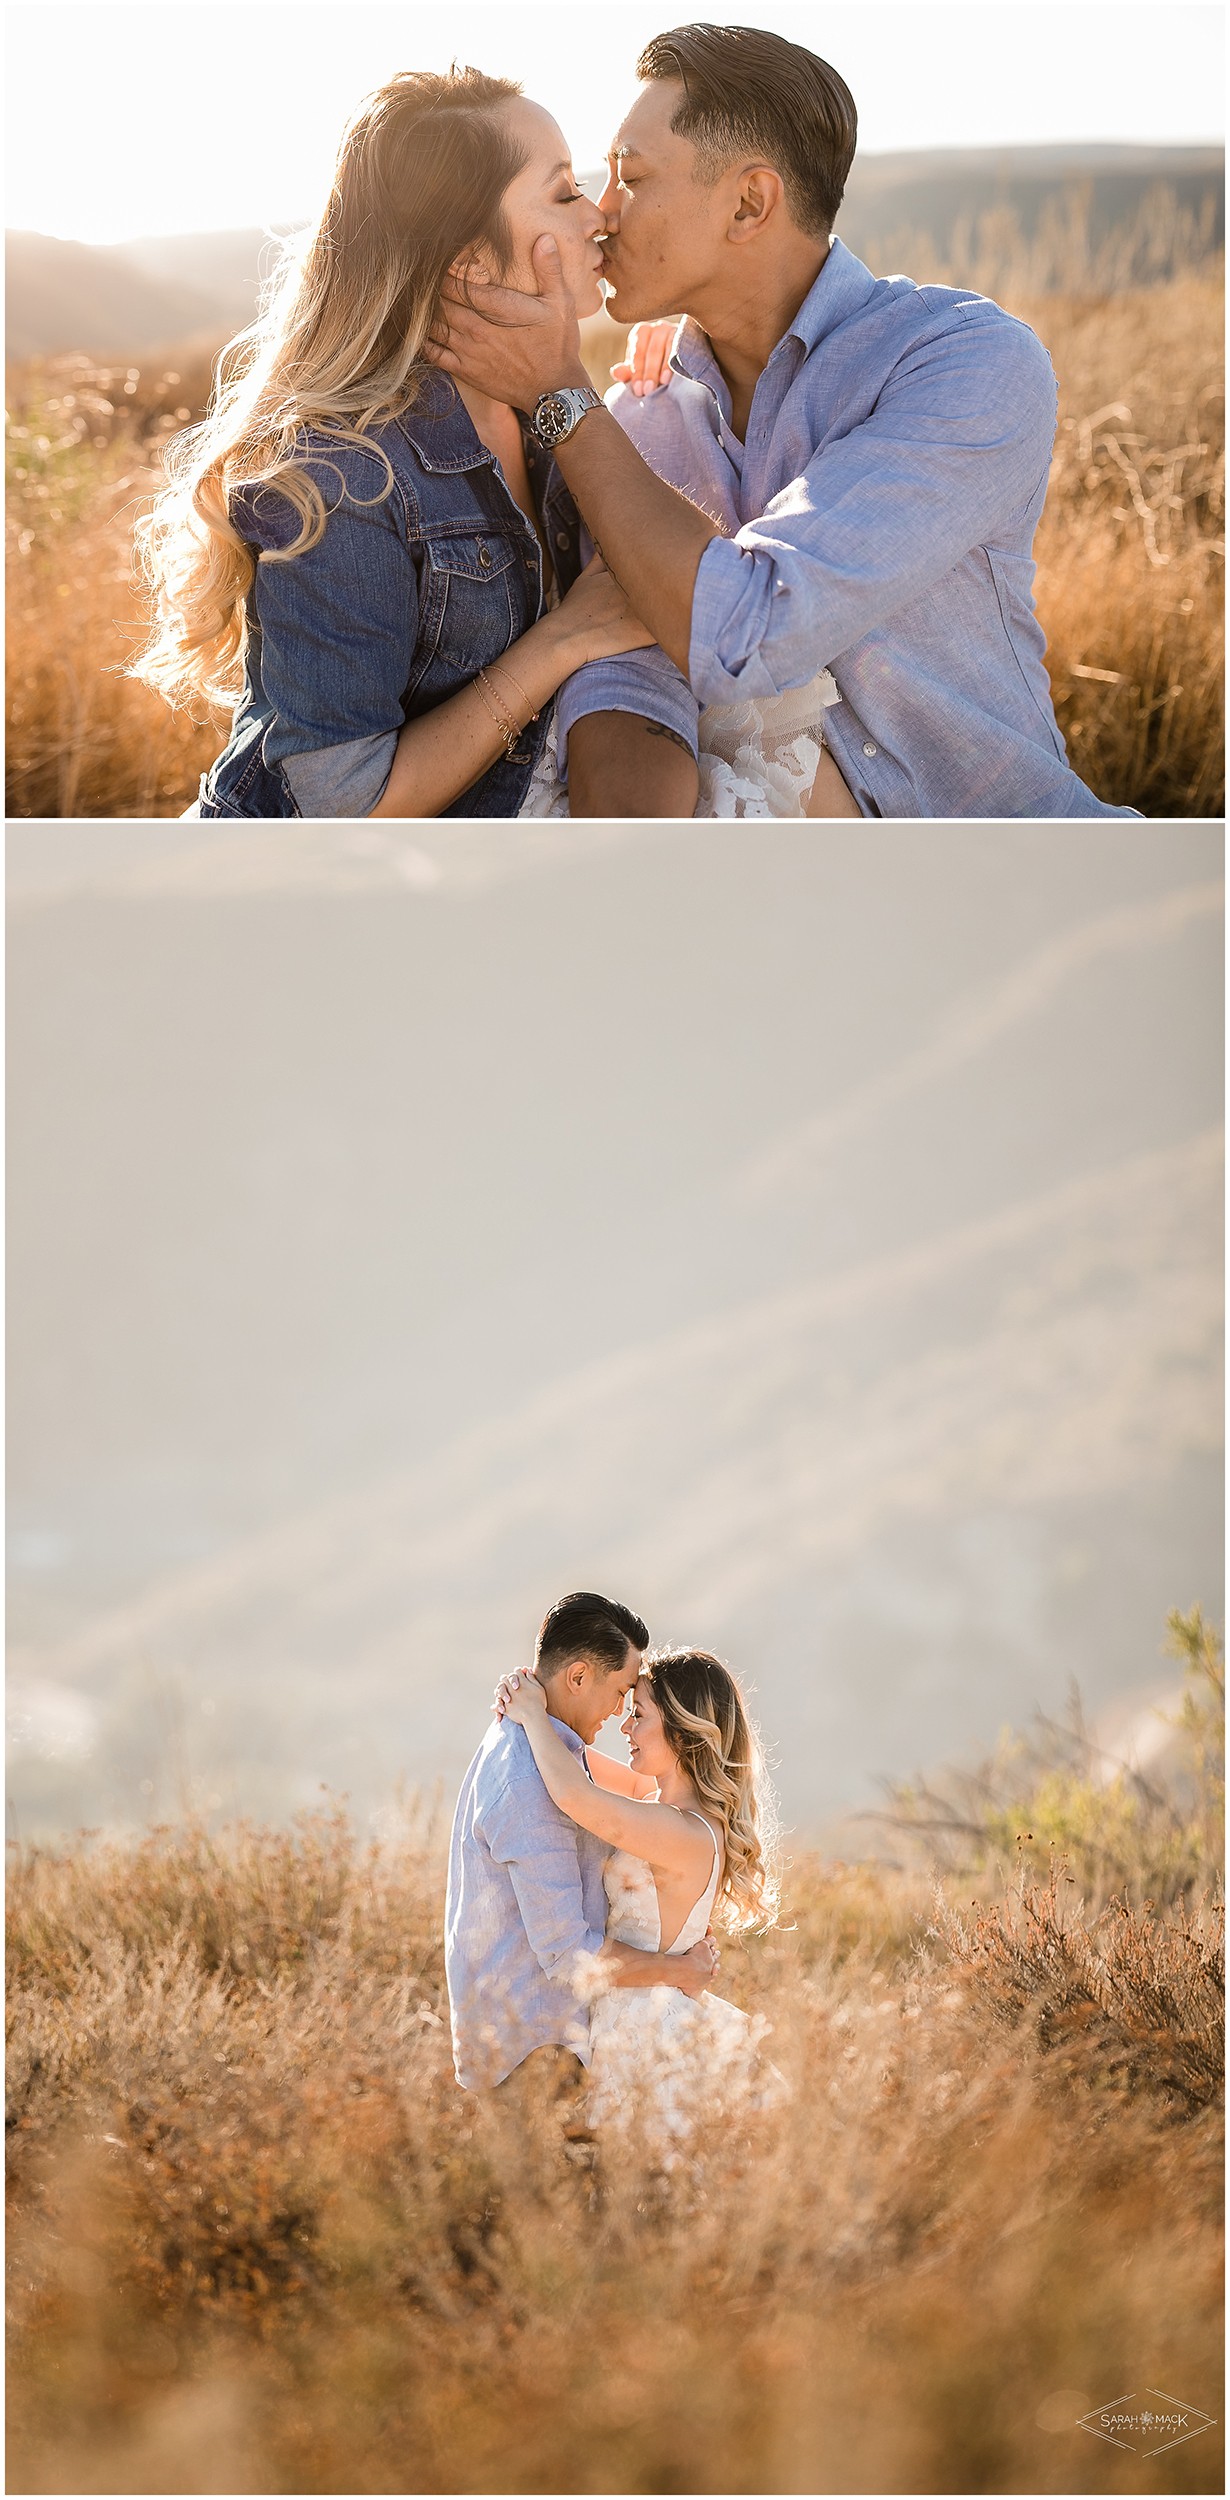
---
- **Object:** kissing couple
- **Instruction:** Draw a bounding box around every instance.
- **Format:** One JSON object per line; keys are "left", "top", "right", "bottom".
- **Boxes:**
{"left": 444, "top": 1593, "right": 780, "bottom": 2168}
{"left": 141, "top": 20, "right": 1139, "bottom": 823}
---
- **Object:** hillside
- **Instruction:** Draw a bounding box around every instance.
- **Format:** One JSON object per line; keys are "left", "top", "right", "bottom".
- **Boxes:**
{"left": 7, "top": 826, "right": 1222, "bottom": 1841}
{"left": 6, "top": 145, "right": 1223, "bottom": 361}
{"left": 4, "top": 229, "right": 229, "bottom": 362}
{"left": 836, "top": 141, "right": 1224, "bottom": 281}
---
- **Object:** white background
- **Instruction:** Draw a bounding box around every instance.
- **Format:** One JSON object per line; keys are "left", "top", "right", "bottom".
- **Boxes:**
{"left": 7, "top": 0, "right": 1225, "bottom": 245}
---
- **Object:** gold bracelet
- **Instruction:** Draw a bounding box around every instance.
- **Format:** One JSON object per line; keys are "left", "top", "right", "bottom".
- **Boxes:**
{"left": 486, "top": 656, "right": 540, "bottom": 725}
{"left": 478, "top": 665, "right": 535, "bottom": 753}
{"left": 478, "top": 663, "right": 532, "bottom": 736}
{"left": 474, "top": 670, "right": 522, "bottom": 759}
{"left": 474, "top": 685, "right": 518, "bottom": 758}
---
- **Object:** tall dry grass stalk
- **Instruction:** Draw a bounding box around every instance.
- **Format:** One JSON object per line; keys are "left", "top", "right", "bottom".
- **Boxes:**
{"left": 868, "top": 176, "right": 1223, "bottom": 304}
{"left": 7, "top": 1628, "right": 1224, "bottom": 2496}
{"left": 5, "top": 248, "right": 1225, "bottom": 817}
{"left": 6, "top": 358, "right": 221, "bottom": 817}
{"left": 864, "top": 1607, "right": 1227, "bottom": 1910}
{"left": 1023, "top": 279, "right": 1225, "bottom": 815}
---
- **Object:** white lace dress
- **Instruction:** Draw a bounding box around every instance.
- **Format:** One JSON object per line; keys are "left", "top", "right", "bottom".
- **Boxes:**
{"left": 519, "top": 671, "right": 844, "bottom": 821}
{"left": 586, "top": 1812, "right": 777, "bottom": 2167}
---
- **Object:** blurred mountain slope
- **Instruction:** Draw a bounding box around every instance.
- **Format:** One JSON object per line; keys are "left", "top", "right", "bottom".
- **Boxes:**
{"left": 6, "top": 825, "right": 1223, "bottom": 1836}
{"left": 7, "top": 146, "right": 1223, "bottom": 360}
{"left": 12, "top": 1129, "right": 1219, "bottom": 1823}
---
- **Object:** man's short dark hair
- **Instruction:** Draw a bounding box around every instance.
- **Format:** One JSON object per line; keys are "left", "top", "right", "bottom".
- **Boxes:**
{"left": 535, "top": 1591, "right": 649, "bottom": 1681}
{"left": 636, "top": 22, "right": 857, "bottom": 238}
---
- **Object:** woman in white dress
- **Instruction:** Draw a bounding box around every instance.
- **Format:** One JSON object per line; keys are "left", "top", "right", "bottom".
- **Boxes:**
{"left": 496, "top": 1647, "right": 781, "bottom": 2166}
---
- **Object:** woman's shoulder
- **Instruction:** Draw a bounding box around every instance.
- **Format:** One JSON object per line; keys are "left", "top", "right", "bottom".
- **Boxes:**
{"left": 231, "top": 423, "right": 410, "bottom": 547}
{"left": 681, "top": 1807, "right": 724, "bottom": 1863}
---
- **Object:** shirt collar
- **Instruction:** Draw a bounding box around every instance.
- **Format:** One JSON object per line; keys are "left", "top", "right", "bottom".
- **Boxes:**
{"left": 547, "top": 1712, "right": 587, "bottom": 1756}
{"left": 781, "top": 236, "right": 880, "bottom": 350}
{"left": 669, "top": 236, "right": 880, "bottom": 390}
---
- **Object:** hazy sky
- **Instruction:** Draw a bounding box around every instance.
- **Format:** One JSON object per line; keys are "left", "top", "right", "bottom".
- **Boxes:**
{"left": 6, "top": 0, "right": 1224, "bottom": 246}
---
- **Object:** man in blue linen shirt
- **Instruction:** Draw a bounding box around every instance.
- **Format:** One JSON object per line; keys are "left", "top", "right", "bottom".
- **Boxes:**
{"left": 445, "top": 1590, "right": 716, "bottom": 2095}
{"left": 428, "top": 22, "right": 1140, "bottom": 821}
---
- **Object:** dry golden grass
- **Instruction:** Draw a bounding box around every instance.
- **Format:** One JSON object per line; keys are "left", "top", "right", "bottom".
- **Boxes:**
{"left": 7, "top": 1628, "right": 1224, "bottom": 2495}
{"left": 1023, "top": 279, "right": 1225, "bottom": 815}
{"left": 5, "top": 357, "right": 222, "bottom": 818}
{"left": 5, "top": 253, "right": 1223, "bottom": 820}
{"left": 868, "top": 1608, "right": 1227, "bottom": 1912}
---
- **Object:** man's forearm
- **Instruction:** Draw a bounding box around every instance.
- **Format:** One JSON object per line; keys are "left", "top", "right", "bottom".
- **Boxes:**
{"left": 600, "top": 1940, "right": 692, "bottom": 1990}
{"left": 553, "top": 407, "right": 719, "bottom": 677}
{"left": 568, "top": 711, "right": 699, "bottom": 818}
{"left": 425, "top": 255, "right": 717, "bottom": 675}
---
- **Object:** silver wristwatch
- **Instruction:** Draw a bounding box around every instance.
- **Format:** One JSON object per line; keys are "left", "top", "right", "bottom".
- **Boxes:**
{"left": 531, "top": 384, "right": 602, "bottom": 449}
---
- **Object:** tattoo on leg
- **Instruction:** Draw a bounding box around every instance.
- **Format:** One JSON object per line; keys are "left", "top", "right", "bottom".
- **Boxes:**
{"left": 645, "top": 721, "right": 694, "bottom": 757}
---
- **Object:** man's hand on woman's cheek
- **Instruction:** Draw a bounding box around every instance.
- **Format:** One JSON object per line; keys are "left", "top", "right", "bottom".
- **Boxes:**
{"left": 425, "top": 234, "right": 589, "bottom": 403}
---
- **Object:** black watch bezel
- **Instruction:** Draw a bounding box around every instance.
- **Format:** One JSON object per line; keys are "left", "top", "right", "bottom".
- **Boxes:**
{"left": 532, "top": 387, "right": 599, "bottom": 448}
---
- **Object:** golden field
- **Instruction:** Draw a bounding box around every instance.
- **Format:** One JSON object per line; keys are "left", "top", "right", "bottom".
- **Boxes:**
{"left": 4, "top": 262, "right": 1224, "bottom": 820}
{"left": 6, "top": 1613, "right": 1223, "bottom": 2494}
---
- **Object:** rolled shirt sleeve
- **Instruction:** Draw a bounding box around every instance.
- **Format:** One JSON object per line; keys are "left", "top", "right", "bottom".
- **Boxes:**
{"left": 552, "top": 479, "right": 700, "bottom": 778}
{"left": 688, "top": 303, "right": 1059, "bottom": 706}
{"left": 236, "top": 444, "right": 415, "bottom": 813}
{"left": 554, "top": 644, "right": 700, "bottom": 778}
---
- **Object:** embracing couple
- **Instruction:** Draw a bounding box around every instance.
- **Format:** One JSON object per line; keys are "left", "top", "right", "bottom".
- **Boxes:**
{"left": 139, "top": 21, "right": 1138, "bottom": 823}
{"left": 444, "top": 1592, "right": 778, "bottom": 2167}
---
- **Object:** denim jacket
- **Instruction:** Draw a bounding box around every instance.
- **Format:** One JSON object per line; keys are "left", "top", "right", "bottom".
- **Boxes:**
{"left": 196, "top": 372, "right": 583, "bottom": 820}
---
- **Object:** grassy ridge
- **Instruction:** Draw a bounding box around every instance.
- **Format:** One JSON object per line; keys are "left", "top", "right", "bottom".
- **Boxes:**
{"left": 5, "top": 263, "right": 1224, "bottom": 819}
{"left": 7, "top": 1619, "right": 1223, "bottom": 2493}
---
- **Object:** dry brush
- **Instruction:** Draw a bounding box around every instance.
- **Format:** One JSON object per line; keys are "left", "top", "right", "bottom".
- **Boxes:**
{"left": 7, "top": 1725, "right": 1223, "bottom": 2492}
{"left": 6, "top": 255, "right": 1224, "bottom": 819}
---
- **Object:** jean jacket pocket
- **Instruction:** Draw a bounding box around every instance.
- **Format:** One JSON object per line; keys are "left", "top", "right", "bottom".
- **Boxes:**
{"left": 416, "top": 528, "right": 524, "bottom": 673}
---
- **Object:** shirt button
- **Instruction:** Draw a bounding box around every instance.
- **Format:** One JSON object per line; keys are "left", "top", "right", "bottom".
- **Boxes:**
{"left": 863, "top": 741, "right": 877, "bottom": 757}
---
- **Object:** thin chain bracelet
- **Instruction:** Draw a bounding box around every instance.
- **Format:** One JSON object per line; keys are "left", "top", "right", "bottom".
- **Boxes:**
{"left": 486, "top": 656, "right": 540, "bottom": 725}
{"left": 475, "top": 669, "right": 524, "bottom": 759}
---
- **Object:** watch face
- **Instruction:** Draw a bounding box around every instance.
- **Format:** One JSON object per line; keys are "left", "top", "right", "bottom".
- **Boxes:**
{"left": 535, "top": 394, "right": 570, "bottom": 447}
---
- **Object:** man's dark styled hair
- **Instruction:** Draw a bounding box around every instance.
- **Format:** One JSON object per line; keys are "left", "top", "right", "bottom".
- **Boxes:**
{"left": 535, "top": 1591, "right": 650, "bottom": 1681}
{"left": 636, "top": 22, "right": 857, "bottom": 238}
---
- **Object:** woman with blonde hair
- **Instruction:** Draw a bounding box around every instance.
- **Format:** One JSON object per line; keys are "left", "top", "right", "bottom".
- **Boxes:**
{"left": 496, "top": 1646, "right": 781, "bottom": 2162}
{"left": 133, "top": 67, "right": 655, "bottom": 818}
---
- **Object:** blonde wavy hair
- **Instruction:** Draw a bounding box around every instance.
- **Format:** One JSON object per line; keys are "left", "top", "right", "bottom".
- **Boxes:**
{"left": 131, "top": 65, "right": 526, "bottom": 716}
{"left": 644, "top": 1649, "right": 780, "bottom": 1932}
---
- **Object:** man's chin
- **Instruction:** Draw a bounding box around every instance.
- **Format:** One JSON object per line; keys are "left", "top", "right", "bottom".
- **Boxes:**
{"left": 607, "top": 281, "right": 679, "bottom": 331}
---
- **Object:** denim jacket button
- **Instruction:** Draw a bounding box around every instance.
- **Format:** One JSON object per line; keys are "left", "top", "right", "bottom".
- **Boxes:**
{"left": 555, "top": 530, "right": 570, "bottom": 549}
{"left": 478, "top": 544, "right": 492, "bottom": 568}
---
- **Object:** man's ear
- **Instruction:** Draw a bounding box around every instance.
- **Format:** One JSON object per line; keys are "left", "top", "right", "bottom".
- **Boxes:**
{"left": 728, "top": 165, "right": 783, "bottom": 242}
